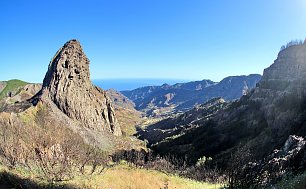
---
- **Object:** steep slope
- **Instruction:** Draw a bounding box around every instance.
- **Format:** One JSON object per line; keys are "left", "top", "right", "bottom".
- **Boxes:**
{"left": 32, "top": 40, "right": 121, "bottom": 136}
{"left": 137, "top": 98, "right": 229, "bottom": 146}
{"left": 152, "top": 43, "right": 306, "bottom": 166}
{"left": 121, "top": 80, "right": 216, "bottom": 114}
{"left": 106, "top": 89, "right": 142, "bottom": 136}
{"left": 106, "top": 89, "right": 135, "bottom": 110}
{"left": 122, "top": 75, "right": 261, "bottom": 116}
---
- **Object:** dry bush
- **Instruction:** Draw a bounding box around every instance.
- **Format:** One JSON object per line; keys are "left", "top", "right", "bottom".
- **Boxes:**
{"left": 32, "top": 139, "right": 76, "bottom": 182}
{"left": 19, "top": 105, "right": 110, "bottom": 182}
{"left": 226, "top": 145, "right": 260, "bottom": 189}
{"left": 77, "top": 145, "right": 109, "bottom": 175}
{"left": 30, "top": 118, "right": 109, "bottom": 182}
{"left": 0, "top": 116, "right": 32, "bottom": 169}
{"left": 0, "top": 107, "right": 110, "bottom": 183}
{"left": 31, "top": 129, "right": 109, "bottom": 182}
{"left": 112, "top": 150, "right": 225, "bottom": 183}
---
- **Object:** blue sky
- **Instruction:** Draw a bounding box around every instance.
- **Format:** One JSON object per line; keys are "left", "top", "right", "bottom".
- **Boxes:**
{"left": 1, "top": 0, "right": 306, "bottom": 83}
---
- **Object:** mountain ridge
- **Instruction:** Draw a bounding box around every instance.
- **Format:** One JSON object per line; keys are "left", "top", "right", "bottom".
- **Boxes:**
{"left": 122, "top": 74, "right": 261, "bottom": 116}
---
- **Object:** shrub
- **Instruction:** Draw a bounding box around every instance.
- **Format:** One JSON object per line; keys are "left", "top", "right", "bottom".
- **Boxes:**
{"left": 280, "top": 39, "right": 304, "bottom": 52}
{"left": 112, "top": 149, "right": 225, "bottom": 183}
{"left": 196, "top": 156, "right": 212, "bottom": 167}
{"left": 0, "top": 107, "right": 110, "bottom": 183}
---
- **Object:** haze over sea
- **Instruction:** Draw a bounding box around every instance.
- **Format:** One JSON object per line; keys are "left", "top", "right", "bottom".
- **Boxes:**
{"left": 92, "top": 79, "right": 188, "bottom": 91}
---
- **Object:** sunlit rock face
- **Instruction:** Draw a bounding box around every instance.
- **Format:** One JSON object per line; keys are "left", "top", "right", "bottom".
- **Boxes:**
{"left": 39, "top": 39, "right": 122, "bottom": 136}
{"left": 258, "top": 44, "right": 306, "bottom": 94}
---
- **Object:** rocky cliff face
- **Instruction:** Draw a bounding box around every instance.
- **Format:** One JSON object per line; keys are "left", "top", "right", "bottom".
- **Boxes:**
{"left": 255, "top": 44, "right": 306, "bottom": 100}
{"left": 36, "top": 40, "right": 121, "bottom": 136}
{"left": 262, "top": 45, "right": 306, "bottom": 83}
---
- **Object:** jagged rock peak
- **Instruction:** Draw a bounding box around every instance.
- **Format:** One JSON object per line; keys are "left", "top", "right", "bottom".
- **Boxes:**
{"left": 40, "top": 39, "right": 122, "bottom": 136}
{"left": 43, "top": 39, "right": 90, "bottom": 89}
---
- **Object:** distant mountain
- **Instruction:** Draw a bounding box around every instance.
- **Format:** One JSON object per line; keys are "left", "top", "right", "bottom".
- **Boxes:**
{"left": 0, "top": 79, "right": 28, "bottom": 100}
{"left": 0, "top": 80, "right": 41, "bottom": 111}
{"left": 121, "top": 74, "right": 261, "bottom": 116}
{"left": 93, "top": 79, "right": 188, "bottom": 91}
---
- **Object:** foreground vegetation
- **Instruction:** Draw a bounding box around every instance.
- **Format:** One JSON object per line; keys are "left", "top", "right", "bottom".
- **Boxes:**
{"left": 266, "top": 173, "right": 306, "bottom": 189}
{"left": 0, "top": 103, "right": 223, "bottom": 188}
{"left": 0, "top": 161, "right": 222, "bottom": 189}
{"left": 60, "top": 163, "right": 222, "bottom": 189}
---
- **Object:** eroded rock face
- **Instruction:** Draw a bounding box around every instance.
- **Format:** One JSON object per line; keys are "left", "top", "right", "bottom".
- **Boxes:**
{"left": 38, "top": 40, "right": 121, "bottom": 136}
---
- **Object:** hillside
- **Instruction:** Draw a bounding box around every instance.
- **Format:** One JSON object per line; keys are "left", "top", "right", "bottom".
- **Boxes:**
{"left": 0, "top": 79, "right": 28, "bottom": 100}
{"left": 106, "top": 89, "right": 136, "bottom": 110}
{"left": 146, "top": 42, "right": 306, "bottom": 186}
{"left": 0, "top": 81, "right": 141, "bottom": 138}
{"left": 122, "top": 74, "right": 261, "bottom": 116}
{"left": 0, "top": 80, "right": 41, "bottom": 111}
{"left": 137, "top": 97, "right": 229, "bottom": 146}
{"left": 2, "top": 39, "right": 306, "bottom": 188}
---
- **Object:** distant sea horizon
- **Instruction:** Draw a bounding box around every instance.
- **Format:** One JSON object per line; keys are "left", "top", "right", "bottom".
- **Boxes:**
{"left": 92, "top": 78, "right": 190, "bottom": 91}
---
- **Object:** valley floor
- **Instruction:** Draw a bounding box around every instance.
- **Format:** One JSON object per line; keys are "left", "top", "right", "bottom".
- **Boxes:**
{"left": 0, "top": 163, "right": 223, "bottom": 189}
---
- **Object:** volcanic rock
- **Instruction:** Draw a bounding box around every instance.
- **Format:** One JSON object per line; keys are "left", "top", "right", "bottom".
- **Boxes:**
{"left": 35, "top": 39, "right": 121, "bottom": 136}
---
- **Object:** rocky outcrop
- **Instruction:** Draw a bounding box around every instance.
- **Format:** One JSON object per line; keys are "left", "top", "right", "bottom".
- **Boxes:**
{"left": 105, "top": 89, "right": 141, "bottom": 136}
{"left": 243, "top": 135, "right": 306, "bottom": 185}
{"left": 261, "top": 44, "right": 306, "bottom": 85}
{"left": 35, "top": 40, "right": 121, "bottom": 136}
{"left": 266, "top": 135, "right": 306, "bottom": 173}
